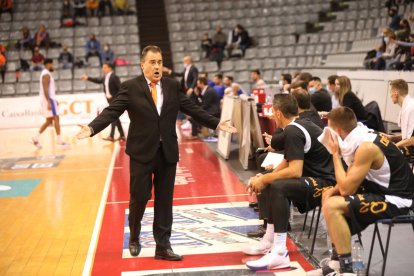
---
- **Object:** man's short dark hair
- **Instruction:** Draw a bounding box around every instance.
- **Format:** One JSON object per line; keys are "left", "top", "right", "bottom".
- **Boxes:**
{"left": 225, "top": 75, "right": 234, "bottom": 82}
{"left": 103, "top": 62, "right": 114, "bottom": 70}
{"left": 273, "top": 94, "right": 298, "bottom": 118}
{"left": 214, "top": 73, "right": 223, "bottom": 80}
{"left": 251, "top": 69, "right": 260, "bottom": 75}
{"left": 281, "top": 73, "right": 292, "bottom": 84}
{"left": 141, "top": 45, "right": 162, "bottom": 61}
{"left": 327, "top": 75, "right": 338, "bottom": 85}
{"left": 291, "top": 88, "right": 311, "bottom": 110}
{"left": 198, "top": 77, "right": 208, "bottom": 85}
{"left": 44, "top": 58, "right": 53, "bottom": 65}
{"left": 310, "top": 76, "right": 321, "bottom": 83}
{"left": 327, "top": 107, "right": 357, "bottom": 133}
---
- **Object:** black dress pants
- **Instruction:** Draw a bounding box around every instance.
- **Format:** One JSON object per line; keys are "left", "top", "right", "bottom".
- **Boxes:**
{"left": 128, "top": 142, "right": 177, "bottom": 249}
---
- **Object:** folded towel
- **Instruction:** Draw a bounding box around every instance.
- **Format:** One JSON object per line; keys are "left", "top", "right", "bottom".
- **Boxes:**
{"left": 318, "top": 123, "right": 372, "bottom": 166}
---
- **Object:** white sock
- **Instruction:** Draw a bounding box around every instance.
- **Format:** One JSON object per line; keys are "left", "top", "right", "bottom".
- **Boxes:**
{"left": 57, "top": 135, "right": 62, "bottom": 143}
{"left": 34, "top": 132, "right": 40, "bottom": 140}
{"left": 272, "top": 232, "right": 287, "bottom": 254}
{"left": 262, "top": 223, "right": 274, "bottom": 243}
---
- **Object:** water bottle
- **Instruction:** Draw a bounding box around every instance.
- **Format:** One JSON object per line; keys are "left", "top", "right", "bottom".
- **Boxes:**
{"left": 326, "top": 234, "right": 333, "bottom": 254}
{"left": 352, "top": 240, "right": 365, "bottom": 276}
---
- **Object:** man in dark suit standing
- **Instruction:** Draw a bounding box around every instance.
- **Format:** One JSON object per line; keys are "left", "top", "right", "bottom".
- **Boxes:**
{"left": 80, "top": 63, "right": 125, "bottom": 141}
{"left": 76, "top": 46, "right": 236, "bottom": 261}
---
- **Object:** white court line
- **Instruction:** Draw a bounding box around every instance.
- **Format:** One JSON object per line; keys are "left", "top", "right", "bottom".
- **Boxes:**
{"left": 106, "top": 193, "right": 249, "bottom": 205}
{"left": 82, "top": 142, "right": 120, "bottom": 276}
{"left": 184, "top": 147, "right": 194, "bottom": 154}
{"left": 0, "top": 167, "right": 123, "bottom": 175}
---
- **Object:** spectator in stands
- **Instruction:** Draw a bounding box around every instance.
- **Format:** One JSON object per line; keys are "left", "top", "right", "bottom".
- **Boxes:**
{"left": 372, "top": 28, "right": 398, "bottom": 70}
{"left": 0, "top": 47, "right": 5, "bottom": 83}
{"left": 213, "top": 73, "right": 225, "bottom": 99}
{"left": 363, "top": 41, "right": 386, "bottom": 70}
{"left": 251, "top": 69, "right": 266, "bottom": 89}
{"left": 313, "top": 107, "right": 414, "bottom": 276}
{"left": 244, "top": 94, "right": 335, "bottom": 271}
{"left": 31, "top": 47, "right": 45, "bottom": 71}
{"left": 201, "top": 32, "right": 212, "bottom": 60}
{"left": 396, "top": 18, "right": 411, "bottom": 41}
{"left": 85, "top": 33, "right": 102, "bottom": 66}
{"left": 223, "top": 75, "right": 246, "bottom": 96}
{"left": 58, "top": 45, "right": 74, "bottom": 69}
{"left": 101, "top": 43, "right": 115, "bottom": 65}
{"left": 308, "top": 76, "right": 332, "bottom": 112}
{"left": 388, "top": 79, "right": 414, "bottom": 148}
{"left": 34, "top": 24, "right": 50, "bottom": 50}
{"left": 86, "top": 0, "right": 99, "bottom": 17}
{"left": 388, "top": 6, "right": 402, "bottom": 31}
{"left": 99, "top": 0, "right": 113, "bottom": 16}
{"left": 15, "top": 26, "right": 33, "bottom": 50}
{"left": 0, "top": 0, "right": 13, "bottom": 20}
{"left": 291, "top": 88, "right": 325, "bottom": 129}
{"left": 335, "top": 75, "right": 369, "bottom": 123}
{"left": 211, "top": 25, "right": 227, "bottom": 69}
{"left": 327, "top": 75, "right": 340, "bottom": 109}
{"left": 61, "top": 0, "right": 73, "bottom": 26}
{"left": 72, "top": 0, "right": 87, "bottom": 20}
{"left": 113, "top": 0, "right": 129, "bottom": 15}
{"left": 226, "top": 24, "right": 251, "bottom": 57}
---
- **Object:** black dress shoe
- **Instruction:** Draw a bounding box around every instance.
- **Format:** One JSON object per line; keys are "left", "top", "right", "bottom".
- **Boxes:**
{"left": 247, "top": 226, "right": 265, "bottom": 238}
{"left": 154, "top": 248, "right": 183, "bottom": 261}
{"left": 249, "top": 202, "right": 258, "bottom": 208}
{"left": 129, "top": 242, "right": 141, "bottom": 257}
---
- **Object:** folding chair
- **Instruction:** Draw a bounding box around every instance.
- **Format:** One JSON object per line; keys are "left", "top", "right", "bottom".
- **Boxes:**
{"left": 366, "top": 214, "right": 414, "bottom": 276}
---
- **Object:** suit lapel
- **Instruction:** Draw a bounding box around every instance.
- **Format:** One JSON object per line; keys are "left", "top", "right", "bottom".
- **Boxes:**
{"left": 138, "top": 75, "right": 158, "bottom": 115}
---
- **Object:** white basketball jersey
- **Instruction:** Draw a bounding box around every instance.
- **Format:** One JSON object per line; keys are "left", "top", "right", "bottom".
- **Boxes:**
{"left": 39, "top": 69, "right": 56, "bottom": 101}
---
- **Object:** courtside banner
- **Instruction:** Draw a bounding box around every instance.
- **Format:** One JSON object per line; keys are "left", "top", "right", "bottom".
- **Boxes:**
{"left": 0, "top": 93, "right": 129, "bottom": 129}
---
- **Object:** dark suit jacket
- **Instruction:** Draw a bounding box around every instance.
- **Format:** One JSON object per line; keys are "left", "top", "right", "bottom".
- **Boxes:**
{"left": 88, "top": 75, "right": 220, "bottom": 163}
{"left": 181, "top": 65, "right": 198, "bottom": 91}
{"left": 88, "top": 73, "right": 121, "bottom": 98}
{"left": 200, "top": 86, "right": 220, "bottom": 117}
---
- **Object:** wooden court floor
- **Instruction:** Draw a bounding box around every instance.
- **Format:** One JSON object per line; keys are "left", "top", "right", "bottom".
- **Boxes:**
{"left": 0, "top": 126, "right": 116, "bottom": 275}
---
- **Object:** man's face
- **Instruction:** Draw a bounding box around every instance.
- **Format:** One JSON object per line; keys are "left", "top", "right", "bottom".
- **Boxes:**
{"left": 102, "top": 64, "right": 111, "bottom": 75}
{"left": 251, "top": 72, "right": 258, "bottom": 81}
{"left": 223, "top": 77, "right": 231, "bottom": 86}
{"left": 390, "top": 88, "right": 399, "bottom": 104}
{"left": 46, "top": 63, "right": 54, "bottom": 72}
{"left": 213, "top": 76, "right": 221, "bottom": 85}
{"left": 272, "top": 107, "right": 283, "bottom": 126}
{"left": 197, "top": 80, "right": 203, "bottom": 90}
{"left": 141, "top": 51, "right": 163, "bottom": 83}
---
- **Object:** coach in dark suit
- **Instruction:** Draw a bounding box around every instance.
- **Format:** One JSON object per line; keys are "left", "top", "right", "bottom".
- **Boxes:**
{"left": 80, "top": 63, "right": 125, "bottom": 141}
{"left": 76, "top": 46, "right": 236, "bottom": 261}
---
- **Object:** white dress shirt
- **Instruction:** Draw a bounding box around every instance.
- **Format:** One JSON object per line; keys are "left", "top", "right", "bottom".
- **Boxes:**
{"left": 399, "top": 95, "right": 414, "bottom": 139}
{"left": 104, "top": 71, "right": 112, "bottom": 99}
{"left": 145, "top": 77, "right": 163, "bottom": 115}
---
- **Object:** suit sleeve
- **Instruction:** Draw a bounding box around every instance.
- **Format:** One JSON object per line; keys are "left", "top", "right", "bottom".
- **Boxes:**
{"left": 111, "top": 75, "right": 121, "bottom": 97}
{"left": 188, "top": 67, "right": 198, "bottom": 89}
{"left": 87, "top": 77, "right": 104, "bottom": 84}
{"left": 177, "top": 82, "right": 219, "bottom": 129}
{"left": 88, "top": 82, "right": 129, "bottom": 136}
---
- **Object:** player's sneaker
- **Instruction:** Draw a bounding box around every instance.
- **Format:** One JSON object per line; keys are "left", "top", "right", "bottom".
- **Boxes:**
{"left": 245, "top": 251, "right": 290, "bottom": 271}
{"left": 307, "top": 258, "right": 340, "bottom": 276}
{"left": 242, "top": 238, "right": 272, "bottom": 255}
{"left": 31, "top": 137, "right": 42, "bottom": 149}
